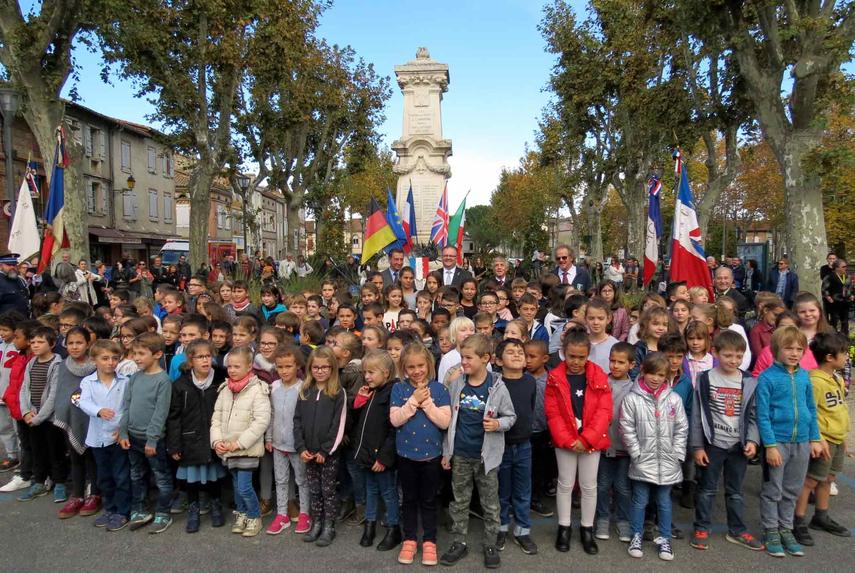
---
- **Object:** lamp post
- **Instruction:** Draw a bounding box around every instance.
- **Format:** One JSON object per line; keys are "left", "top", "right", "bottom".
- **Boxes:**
{"left": 236, "top": 174, "right": 250, "bottom": 254}
{"left": 0, "top": 87, "right": 22, "bottom": 227}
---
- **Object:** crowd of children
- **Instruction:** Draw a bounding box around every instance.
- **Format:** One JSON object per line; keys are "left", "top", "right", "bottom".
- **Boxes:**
{"left": 0, "top": 267, "right": 850, "bottom": 567}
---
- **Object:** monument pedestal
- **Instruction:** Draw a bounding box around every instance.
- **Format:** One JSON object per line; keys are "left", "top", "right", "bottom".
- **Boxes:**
{"left": 392, "top": 48, "right": 452, "bottom": 245}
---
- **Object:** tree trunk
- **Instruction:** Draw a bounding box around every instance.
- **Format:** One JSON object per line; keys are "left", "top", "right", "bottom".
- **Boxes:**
{"left": 696, "top": 126, "right": 739, "bottom": 239}
{"left": 284, "top": 191, "right": 303, "bottom": 254}
{"left": 586, "top": 193, "right": 606, "bottom": 264}
{"left": 620, "top": 175, "right": 647, "bottom": 262}
{"left": 188, "top": 163, "right": 216, "bottom": 269}
{"left": 780, "top": 139, "right": 826, "bottom": 296}
{"left": 21, "top": 93, "right": 90, "bottom": 265}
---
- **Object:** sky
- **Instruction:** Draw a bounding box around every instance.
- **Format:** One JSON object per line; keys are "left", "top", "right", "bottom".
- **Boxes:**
{"left": 52, "top": 0, "right": 587, "bottom": 208}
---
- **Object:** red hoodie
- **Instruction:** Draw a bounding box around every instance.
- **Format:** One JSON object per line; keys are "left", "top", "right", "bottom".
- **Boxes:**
{"left": 2, "top": 352, "right": 34, "bottom": 420}
{"left": 544, "top": 360, "right": 613, "bottom": 451}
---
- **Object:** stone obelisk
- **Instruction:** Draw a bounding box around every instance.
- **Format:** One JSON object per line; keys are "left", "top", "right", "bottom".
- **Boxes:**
{"left": 392, "top": 48, "right": 452, "bottom": 245}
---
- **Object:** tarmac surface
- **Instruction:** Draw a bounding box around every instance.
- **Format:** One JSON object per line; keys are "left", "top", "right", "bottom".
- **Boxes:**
{"left": 2, "top": 414, "right": 853, "bottom": 573}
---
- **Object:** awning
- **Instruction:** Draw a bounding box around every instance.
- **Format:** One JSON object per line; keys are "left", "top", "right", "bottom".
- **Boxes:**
{"left": 89, "top": 228, "right": 181, "bottom": 245}
{"left": 89, "top": 227, "right": 136, "bottom": 244}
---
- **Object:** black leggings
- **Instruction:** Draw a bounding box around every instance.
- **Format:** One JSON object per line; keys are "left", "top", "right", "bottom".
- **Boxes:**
{"left": 186, "top": 479, "right": 222, "bottom": 503}
{"left": 68, "top": 439, "right": 99, "bottom": 498}
{"left": 398, "top": 456, "right": 442, "bottom": 543}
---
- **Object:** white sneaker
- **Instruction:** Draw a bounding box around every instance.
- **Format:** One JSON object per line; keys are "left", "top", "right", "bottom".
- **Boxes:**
{"left": 628, "top": 533, "right": 644, "bottom": 558}
{"left": 830, "top": 482, "right": 838, "bottom": 496}
{"left": 0, "top": 475, "right": 32, "bottom": 492}
{"left": 654, "top": 536, "right": 674, "bottom": 561}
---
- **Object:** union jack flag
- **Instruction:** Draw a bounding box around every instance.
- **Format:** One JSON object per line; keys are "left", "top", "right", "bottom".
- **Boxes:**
{"left": 430, "top": 182, "right": 449, "bottom": 247}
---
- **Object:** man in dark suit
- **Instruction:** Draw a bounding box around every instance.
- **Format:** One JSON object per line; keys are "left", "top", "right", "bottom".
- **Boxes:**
{"left": 551, "top": 244, "right": 591, "bottom": 293}
{"left": 440, "top": 246, "right": 472, "bottom": 288}
{"left": 768, "top": 257, "right": 800, "bottom": 308}
{"left": 714, "top": 266, "right": 750, "bottom": 317}
{"left": 381, "top": 248, "right": 406, "bottom": 286}
{"left": 491, "top": 255, "right": 511, "bottom": 289}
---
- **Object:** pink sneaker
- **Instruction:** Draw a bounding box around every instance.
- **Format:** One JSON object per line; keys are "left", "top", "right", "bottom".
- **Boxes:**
{"left": 266, "top": 514, "right": 290, "bottom": 535}
{"left": 294, "top": 513, "right": 311, "bottom": 534}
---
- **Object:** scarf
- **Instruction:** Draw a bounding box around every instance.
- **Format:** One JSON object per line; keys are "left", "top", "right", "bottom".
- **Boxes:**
{"left": 253, "top": 353, "right": 274, "bottom": 372}
{"left": 638, "top": 377, "right": 666, "bottom": 398}
{"left": 65, "top": 356, "right": 96, "bottom": 378}
{"left": 232, "top": 299, "right": 251, "bottom": 312}
{"left": 227, "top": 372, "right": 253, "bottom": 394}
{"left": 192, "top": 369, "right": 215, "bottom": 391}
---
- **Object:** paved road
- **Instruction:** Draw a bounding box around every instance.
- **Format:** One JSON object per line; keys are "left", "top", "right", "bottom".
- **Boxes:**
{"left": 2, "top": 423, "right": 853, "bottom": 572}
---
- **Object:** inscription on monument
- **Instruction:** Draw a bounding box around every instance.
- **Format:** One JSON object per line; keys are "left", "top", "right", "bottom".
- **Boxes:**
{"left": 409, "top": 113, "right": 433, "bottom": 135}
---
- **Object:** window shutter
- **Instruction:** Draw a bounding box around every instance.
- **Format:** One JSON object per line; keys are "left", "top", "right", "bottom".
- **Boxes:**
{"left": 149, "top": 189, "right": 158, "bottom": 220}
{"left": 132, "top": 190, "right": 139, "bottom": 220}
{"left": 98, "top": 130, "right": 106, "bottom": 158}
{"left": 87, "top": 185, "right": 95, "bottom": 213}
{"left": 164, "top": 193, "right": 173, "bottom": 222}
{"left": 84, "top": 127, "right": 92, "bottom": 157}
{"left": 123, "top": 191, "right": 133, "bottom": 218}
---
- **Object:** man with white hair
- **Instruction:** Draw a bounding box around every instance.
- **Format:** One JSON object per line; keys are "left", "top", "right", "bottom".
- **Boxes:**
{"left": 52, "top": 251, "right": 76, "bottom": 291}
{"left": 491, "top": 255, "right": 511, "bottom": 288}
{"left": 714, "top": 266, "right": 749, "bottom": 317}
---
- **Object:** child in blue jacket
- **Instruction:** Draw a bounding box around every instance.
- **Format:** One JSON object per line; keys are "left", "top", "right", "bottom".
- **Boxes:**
{"left": 755, "top": 326, "right": 823, "bottom": 559}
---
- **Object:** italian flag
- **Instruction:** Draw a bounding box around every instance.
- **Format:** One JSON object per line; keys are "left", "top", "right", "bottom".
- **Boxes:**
{"left": 447, "top": 192, "right": 468, "bottom": 265}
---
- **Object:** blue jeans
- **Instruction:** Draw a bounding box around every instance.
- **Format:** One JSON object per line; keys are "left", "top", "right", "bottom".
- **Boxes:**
{"left": 127, "top": 435, "right": 174, "bottom": 514}
{"left": 343, "top": 451, "right": 366, "bottom": 505}
{"left": 498, "top": 441, "right": 533, "bottom": 535}
{"left": 595, "top": 455, "right": 631, "bottom": 525}
{"left": 364, "top": 468, "right": 399, "bottom": 526}
{"left": 694, "top": 444, "right": 748, "bottom": 534}
{"left": 92, "top": 443, "right": 131, "bottom": 518}
{"left": 631, "top": 481, "right": 672, "bottom": 539}
{"left": 231, "top": 469, "right": 261, "bottom": 519}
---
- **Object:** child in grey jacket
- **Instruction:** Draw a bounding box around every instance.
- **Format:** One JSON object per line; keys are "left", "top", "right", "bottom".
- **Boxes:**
{"left": 264, "top": 346, "right": 309, "bottom": 535}
{"left": 440, "top": 334, "right": 516, "bottom": 569}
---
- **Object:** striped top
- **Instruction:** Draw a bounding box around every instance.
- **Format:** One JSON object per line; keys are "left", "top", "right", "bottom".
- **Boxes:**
{"left": 28, "top": 360, "right": 51, "bottom": 409}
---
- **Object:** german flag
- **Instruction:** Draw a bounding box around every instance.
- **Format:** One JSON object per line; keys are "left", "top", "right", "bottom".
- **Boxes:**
{"left": 362, "top": 197, "right": 398, "bottom": 262}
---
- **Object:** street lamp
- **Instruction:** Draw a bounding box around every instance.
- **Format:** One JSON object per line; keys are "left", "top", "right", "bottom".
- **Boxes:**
{"left": 236, "top": 173, "right": 250, "bottom": 254}
{"left": 126, "top": 174, "right": 136, "bottom": 189}
{"left": 0, "top": 87, "right": 22, "bottom": 227}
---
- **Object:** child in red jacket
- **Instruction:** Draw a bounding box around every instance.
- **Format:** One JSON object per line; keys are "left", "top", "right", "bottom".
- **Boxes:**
{"left": 1, "top": 321, "right": 37, "bottom": 492}
{"left": 545, "top": 328, "right": 613, "bottom": 556}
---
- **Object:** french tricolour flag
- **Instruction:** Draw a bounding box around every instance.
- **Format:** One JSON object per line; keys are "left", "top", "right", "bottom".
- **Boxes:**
{"left": 401, "top": 181, "right": 418, "bottom": 253}
{"left": 643, "top": 176, "right": 662, "bottom": 286}
{"left": 670, "top": 149, "right": 714, "bottom": 297}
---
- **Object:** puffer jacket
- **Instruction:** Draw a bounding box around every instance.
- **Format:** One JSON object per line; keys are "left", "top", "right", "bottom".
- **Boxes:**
{"left": 168, "top": 368, "right": 226, "bottom": 465}
{"left": 619, "top": 379, "right": 688, "bottom": 485}
{"left": 544, "top": 361, "right": 613, "bottom": 451}
{"left": 210, "top": 376, "right": 271, "bottom": 459}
